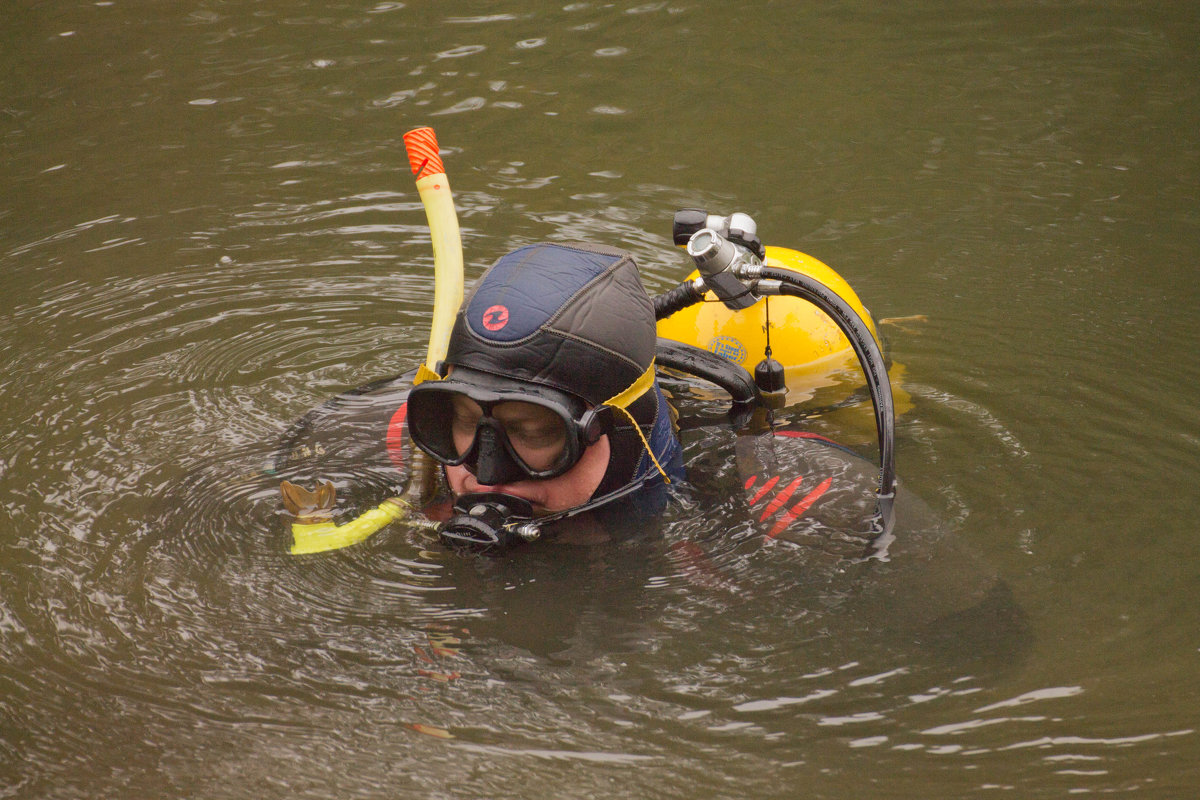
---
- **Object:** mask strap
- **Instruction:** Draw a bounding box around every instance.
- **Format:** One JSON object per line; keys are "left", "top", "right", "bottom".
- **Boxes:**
{"left": 603, "top": 360, "right": 671, "bottom": 483}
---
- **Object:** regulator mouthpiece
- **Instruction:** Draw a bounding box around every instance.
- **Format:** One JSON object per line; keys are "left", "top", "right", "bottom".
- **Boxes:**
{"left": 439, "top": 492, "right": 539, "bottom": 553}
{"left": 686, "top": 229, "right": 759, "bottom": 311}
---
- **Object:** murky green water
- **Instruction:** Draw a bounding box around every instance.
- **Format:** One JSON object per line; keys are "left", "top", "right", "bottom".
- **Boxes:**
{"left": 3, "top": 2, "right": 1198, "bottom": 797}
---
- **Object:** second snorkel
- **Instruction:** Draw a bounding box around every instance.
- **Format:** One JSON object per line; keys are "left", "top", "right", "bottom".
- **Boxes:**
{"left": 285, "top": 126, "right": 465, "bottom": 555}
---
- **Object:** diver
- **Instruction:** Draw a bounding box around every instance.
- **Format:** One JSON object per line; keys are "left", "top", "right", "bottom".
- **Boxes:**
{"left": 277, "top": 228, "right": 906, "bottom": 556}
{"left": 277, "top": 187, "right": 913, "bottom": 560}
{"left": 273, "top": 214, "right": 1027, "bottom": 666}
{"left": 280, "top": 129, "right": 896, "bottom": 556}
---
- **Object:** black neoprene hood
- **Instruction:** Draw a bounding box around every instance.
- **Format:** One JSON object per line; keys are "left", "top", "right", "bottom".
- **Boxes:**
{"left": 443, "top": 242, "right": 657, "bottom": 406}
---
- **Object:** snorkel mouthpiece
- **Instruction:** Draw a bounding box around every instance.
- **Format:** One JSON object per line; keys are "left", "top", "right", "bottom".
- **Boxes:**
{"left": 440, "top": 492, "right": 539, "bottom": 553}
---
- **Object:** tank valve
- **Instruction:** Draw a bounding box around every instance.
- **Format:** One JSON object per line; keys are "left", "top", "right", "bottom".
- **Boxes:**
{"left": 686, "top": 229, "right": 760, "bottom": 311}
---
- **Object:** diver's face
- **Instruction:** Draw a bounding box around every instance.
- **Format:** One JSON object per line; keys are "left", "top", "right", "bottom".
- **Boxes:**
{"left": 444, "top": 433, "right": 610, "bottom": 513}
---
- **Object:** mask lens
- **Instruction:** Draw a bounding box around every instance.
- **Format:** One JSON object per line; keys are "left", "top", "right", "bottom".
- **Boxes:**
{"left": 491, "top": 401, "right": 570, "bottom": 472}
{"left": 409, "top": 387, "right": 582, "bottom": 479}
{"left": 449, "top": 394, "right": 485, "bottom": 458}
{"left": 407, "top": 389, "right": 467, "bottom": 463}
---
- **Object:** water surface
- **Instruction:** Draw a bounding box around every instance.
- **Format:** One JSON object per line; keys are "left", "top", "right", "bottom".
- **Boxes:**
{"left": 2, "top": 2, "right": 1198, "bottom": 797}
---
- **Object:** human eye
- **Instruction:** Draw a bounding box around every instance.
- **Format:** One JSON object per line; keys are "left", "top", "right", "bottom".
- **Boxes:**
{"left": 510, "top": 421, "right": 564, "bottom": 449}
{"left": 450, "top": 396, "right": 483, "bottom": 434}
{"left": 495, "top": 403, "right": 566, "bottom": 465}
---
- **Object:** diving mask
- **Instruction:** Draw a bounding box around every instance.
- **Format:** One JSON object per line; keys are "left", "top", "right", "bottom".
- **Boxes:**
{"left": 407, "top": 370, "right": 616, "bottom": 485}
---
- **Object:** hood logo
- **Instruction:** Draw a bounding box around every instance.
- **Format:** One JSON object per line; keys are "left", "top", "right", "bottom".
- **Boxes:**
{"left": 481, "top": 304, "right": 510, "bottom": 332}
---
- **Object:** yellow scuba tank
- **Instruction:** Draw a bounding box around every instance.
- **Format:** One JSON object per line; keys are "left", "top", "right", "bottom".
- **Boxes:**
{"left": 656, "top": 245, "right": 882, "bottom": 403}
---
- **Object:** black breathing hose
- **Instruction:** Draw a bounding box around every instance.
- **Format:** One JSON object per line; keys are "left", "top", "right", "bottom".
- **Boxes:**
{"left": 653, "top": 281, "right": 705, "bottom": 320}
{"left": 758, "top": 266, "right": 896, "bottom": 499}
{"left": 655, "top": 337, "right": 759, "bottom": 408}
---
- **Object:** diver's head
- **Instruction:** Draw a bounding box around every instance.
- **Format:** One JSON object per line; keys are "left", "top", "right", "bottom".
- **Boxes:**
{"left": 407, "top": 242, "right": 678, "bottom": 542}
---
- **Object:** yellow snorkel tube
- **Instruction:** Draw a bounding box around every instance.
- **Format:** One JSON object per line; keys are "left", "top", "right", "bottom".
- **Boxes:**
{"left": 404, "top": 126, "right": 465, "bottom": 386}
{"left": 286, "top": 127, "right": 464, "bottom": 555}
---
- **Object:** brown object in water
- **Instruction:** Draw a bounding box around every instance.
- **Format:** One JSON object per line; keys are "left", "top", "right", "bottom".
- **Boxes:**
{"left": 279, "top": 480, "right": 336, "bottom": 523}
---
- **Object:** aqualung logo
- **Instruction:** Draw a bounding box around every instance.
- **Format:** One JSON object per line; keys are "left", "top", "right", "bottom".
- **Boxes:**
{"left": 482, "top": 304, "right": 510, "bottom": 332}
{"left": 708, "top": 336, "right": 747, "bottom": 364}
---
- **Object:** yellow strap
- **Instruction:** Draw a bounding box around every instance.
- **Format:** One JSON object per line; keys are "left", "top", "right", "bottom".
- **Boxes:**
{"left": 602, "top": 360, "right": 671, "bottom": 483}
{"left": 611, "top": 404, "right": 671, "bottom": 483}
{"left": 413, "top": 363, "right": 442, "bottom": 386}
{"left": 603, "top": 360, "right": 655, "bottom": 409}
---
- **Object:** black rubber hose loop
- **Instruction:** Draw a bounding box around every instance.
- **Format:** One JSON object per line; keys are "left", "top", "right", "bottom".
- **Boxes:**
{"left": 655, "top": 337, "right": 760, "bottom": 408}
{"left": 272, "top": 370, "right": 414, "bottom": 473}
{"left": 759, "top": 266, "right": 896, "bottom": 499}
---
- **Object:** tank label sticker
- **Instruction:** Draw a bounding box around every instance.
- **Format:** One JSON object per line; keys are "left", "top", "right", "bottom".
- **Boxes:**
{"left": 707, "top": 336, "right": 747, "bottom": 364}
